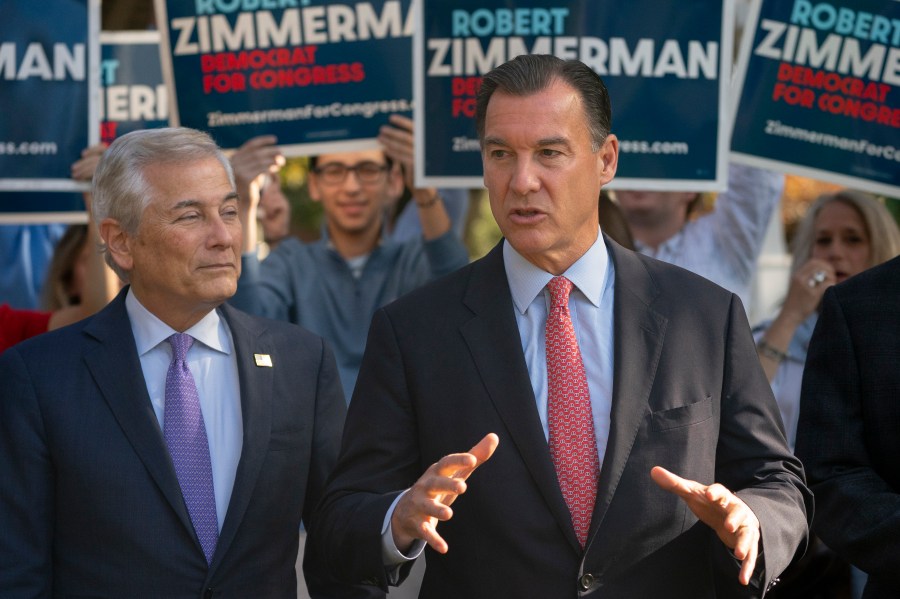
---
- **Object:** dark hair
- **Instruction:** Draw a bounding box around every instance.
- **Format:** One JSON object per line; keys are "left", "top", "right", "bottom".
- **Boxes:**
{"left": 475, "top": 54, "right": 612, "bottom": 146}
{"left": 41, "top": 224, "right": 89, "bottom": 310}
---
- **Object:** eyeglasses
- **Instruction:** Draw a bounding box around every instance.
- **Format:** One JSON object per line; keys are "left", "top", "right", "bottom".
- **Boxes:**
{"left": 313, "top": 161, "right": 389, "bottom": 185}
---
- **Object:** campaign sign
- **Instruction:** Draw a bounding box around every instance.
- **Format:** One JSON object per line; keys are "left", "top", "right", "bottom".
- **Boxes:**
{"left": 100, "top": 31, "right": 169, "bottom": 144}
{"left": 731, "top": 0, "right": 900, "bottom": 198}
{"left": 415, "top": 1, "right": 733, "bottom": 190}
{"left": 0, "top": 0, "right": 99, "bottom": 199}
{"left": 155, "top": 0, "right": 414, "bottom": 155}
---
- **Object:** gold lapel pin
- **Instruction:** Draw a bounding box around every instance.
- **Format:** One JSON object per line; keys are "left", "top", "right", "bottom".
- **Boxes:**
{"left": 254, "top": 353, "right": 273, "bottom": 367}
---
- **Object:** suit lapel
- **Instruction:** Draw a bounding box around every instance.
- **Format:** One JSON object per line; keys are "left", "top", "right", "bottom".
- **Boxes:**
{"left": 460, "top": 243, "right": 582, "bottom": 553}
{"left": 587, "top": 239, "right": 667, "bottom": 545}
{"left": 82, "top": 290, "right": 196, "bottom": 540}
{"left": 209, "top": 304, "right": 273, "bottom": 573}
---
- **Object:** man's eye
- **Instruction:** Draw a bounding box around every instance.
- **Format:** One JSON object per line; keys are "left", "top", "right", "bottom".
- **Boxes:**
{"left": 540, "top": 149, "right": 561, "bottom": 158}
{"left": 357, "top": 163, "right": 381, "bottom": 176}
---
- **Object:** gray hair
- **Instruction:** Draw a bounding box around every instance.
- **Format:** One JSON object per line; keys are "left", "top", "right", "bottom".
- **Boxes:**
{"left": 790, "top": 189, "right": 900, "bottom": 276}
{"left": 91, "top": 127, "right": 235, "bottom": 281}
{"left": 475, "top": 54, "right": 612, "bottom": 147}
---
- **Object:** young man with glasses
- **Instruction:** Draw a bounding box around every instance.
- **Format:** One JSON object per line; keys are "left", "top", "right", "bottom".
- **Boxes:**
{"left": 230, "top": 138, "right": 469, "bottom": 403}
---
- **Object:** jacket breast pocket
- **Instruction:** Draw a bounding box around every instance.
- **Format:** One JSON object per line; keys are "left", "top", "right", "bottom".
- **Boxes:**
{"left": 267, "top": 425, "right": 306, "bottom": 451}
{"left": 650, "top": 396, "right": 713, "bottom": 432}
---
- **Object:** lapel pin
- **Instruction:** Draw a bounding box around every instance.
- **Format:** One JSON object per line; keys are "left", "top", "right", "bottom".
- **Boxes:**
{"left": 254, "top": 353, "right": 273, "bottom": 367}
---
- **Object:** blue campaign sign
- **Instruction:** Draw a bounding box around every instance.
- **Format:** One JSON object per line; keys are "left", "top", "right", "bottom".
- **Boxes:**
{"left": 731, "top": 0, "right": 900, "bottom": 198}
{"left": 155, "top": 0, "right": 414, "bottom": 155}
{"left": 0, "top": 0, "right": 99, "bottom": 199}
{"left": 100, "top": 31, "right": 169, "bottom": 145}
{"left": 415, "top": 1, "right": 732, "bottom": 190}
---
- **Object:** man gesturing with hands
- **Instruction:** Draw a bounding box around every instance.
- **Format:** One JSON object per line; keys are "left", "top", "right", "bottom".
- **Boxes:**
{"left": 310, "top": 55, "right": 809, "bottom": 598}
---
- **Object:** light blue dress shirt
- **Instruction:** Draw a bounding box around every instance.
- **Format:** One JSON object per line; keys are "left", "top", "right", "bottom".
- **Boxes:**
{"left": 382, "top": 231, "right": 616, "bottom": 566}
{"left": 502, "top": 231, "right": 616, "bottom": 469}
{"left": 125, "top": 290, "right": 243, "bottom": 531}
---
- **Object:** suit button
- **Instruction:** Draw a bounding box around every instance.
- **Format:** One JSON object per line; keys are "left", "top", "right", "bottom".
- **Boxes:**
{"left": 579, "top": 573, "right": 594, "bottom": 590}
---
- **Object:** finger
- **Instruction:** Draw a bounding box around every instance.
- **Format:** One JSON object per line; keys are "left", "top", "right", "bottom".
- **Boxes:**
{"left": 420, "top": 520, "right": 449, "bottom": 554}
{"left": 650, "top": 466, "right": 704, "bottom": 499}
{"left": 737, "top": 527, "right": 759, "bottom": 585}
{"left": 378, "top": 130, "right": 413, "bottom": 160}
{"left": 388, "top": 113, "right": 414, "bottom": 132}
{"left": 449, "top": 433, "right": 499, "bottom": 480}
{"left": 704, "top": 483, "right": 734, "bottom": 510}
{"left": 732, "top": 521, "right": 758, "bottom": 559}
{"left": 82, "top": 142, "right": 107, "bottom": 157}
{"left": 469, "top": 433, "right": 499, "bottom": 468}
{"left": 432, "top": 452, "right": 479, "bottom": 479}
{"left": 722, "top": 507, "right": 749, "bottom": 535}
{"left": 239, "top": 135, "right": 278, "bottom": 150}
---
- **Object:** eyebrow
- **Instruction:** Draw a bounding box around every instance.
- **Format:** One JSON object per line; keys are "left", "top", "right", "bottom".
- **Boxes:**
{"left": 482, "top": 136, "right": 573, "bottom": 150}
{"left": 318, "top": 160, "right": 386, "bottom": 167}
{"left": 171, "top": 192, "right": 239, "bottom": 211}
{"left": 536, "top": 136, "right": 572, "bottom": 149}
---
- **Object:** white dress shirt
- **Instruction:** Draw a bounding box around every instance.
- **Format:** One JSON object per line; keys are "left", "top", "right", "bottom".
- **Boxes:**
{"left": 125, "top": 289, "right": 243, "bottom": 531}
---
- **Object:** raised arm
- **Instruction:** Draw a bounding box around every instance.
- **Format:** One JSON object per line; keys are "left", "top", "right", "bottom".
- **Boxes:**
{"left": 229, "top": 135, "right": 284, "bottom": 254}
{"left": 378, "top": 114, "right": 452, "bottom": 241}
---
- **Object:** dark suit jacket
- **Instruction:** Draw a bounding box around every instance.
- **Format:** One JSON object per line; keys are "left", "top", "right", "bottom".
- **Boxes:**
{"left": 310, "top": 238, "right": 811, "bottom": 598}
{"left": 0, "top": 289, "right": 376, "bottom": 598}
{"left": 796, "top": 256, "right": 900, "bottom": 599}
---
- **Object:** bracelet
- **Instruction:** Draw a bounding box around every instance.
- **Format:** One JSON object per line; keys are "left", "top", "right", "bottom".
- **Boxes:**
{"left": 756, "top": 339, "right": 788, "bottom": 363}
{"left": 415, "top": 193, "right": 441, "bottom": 209}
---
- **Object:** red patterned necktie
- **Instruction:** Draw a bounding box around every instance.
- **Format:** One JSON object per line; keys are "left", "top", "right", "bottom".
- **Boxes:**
{"left": 545, "top": 276, "right": 600, "bottom": 548}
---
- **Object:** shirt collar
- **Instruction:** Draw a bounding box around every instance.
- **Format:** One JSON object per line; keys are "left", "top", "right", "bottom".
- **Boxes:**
{"left": 125, "top": 288, "right": 232, "bottom": 357}
{"left": 634, "top": 227, "right": 684, "bottom": 257}
{"left": 503, "top": 230, "right": 609, "bottom": 315}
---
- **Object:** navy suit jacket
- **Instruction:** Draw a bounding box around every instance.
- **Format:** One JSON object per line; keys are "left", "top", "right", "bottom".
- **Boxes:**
{"left": 310, "top": 238, "right": 811, "bottom": 598}
{"left": 0, "top": 289, "right": 375, "bottom": 598}
{"left": 797, "top": 256, "right": 900, "bottom": 599}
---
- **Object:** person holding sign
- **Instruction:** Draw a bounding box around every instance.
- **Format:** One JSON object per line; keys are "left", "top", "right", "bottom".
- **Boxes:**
{"left": 615, "top": 162, "right": 783, "bottom": 315}
{"left": 307, "top": 54, "right": 810, "bottom": 598}
{"left": 229, "top": 121, "right": 469, "bottom": 403}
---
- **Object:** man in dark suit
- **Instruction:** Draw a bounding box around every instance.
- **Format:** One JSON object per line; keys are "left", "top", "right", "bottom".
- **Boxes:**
{"left": 0, "top": 128, "right": 378, "bottom": 598}
{"left": 796, "top": 255, "right": 900, "bottom": 599}
{"left": 308, "top": 55, "right": 811, "bottom": 597}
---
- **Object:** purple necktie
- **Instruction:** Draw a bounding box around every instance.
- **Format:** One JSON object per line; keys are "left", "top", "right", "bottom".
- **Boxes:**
{"left": 164, "top": 333, "right": 218, "bottom": 565}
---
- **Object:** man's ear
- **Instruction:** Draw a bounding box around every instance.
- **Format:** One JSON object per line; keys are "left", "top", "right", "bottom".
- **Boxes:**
{"left": 596, "top": 134, "right": 619, "bottom": 186}
{"left": 100, "top": 218, "right": 134, "bottom": 273}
